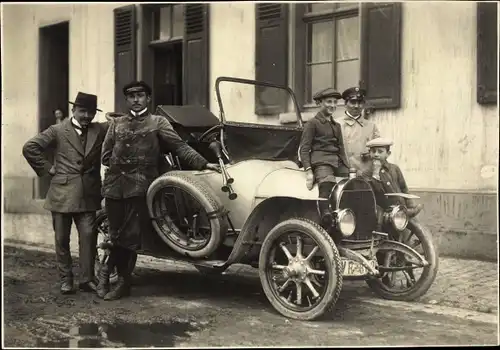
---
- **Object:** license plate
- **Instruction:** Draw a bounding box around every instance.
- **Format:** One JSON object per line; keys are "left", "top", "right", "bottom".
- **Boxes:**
{"left": 341, "top": 259, "right": 377, "bottom": 277}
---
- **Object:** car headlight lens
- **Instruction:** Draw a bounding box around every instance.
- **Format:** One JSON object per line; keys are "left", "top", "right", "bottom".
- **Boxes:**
{"left": 335, "top": 209, "right": 356, "bottom": 237}
{"left": 390, "top": 205, "right": 408, "bottom": 231}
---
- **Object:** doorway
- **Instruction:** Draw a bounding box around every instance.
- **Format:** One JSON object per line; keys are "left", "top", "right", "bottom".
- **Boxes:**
{"left": 152, "top": 41, "right": 183, "bottom": 109}
{"left": 37, "top": 21, "right": 69, "bottom": 199}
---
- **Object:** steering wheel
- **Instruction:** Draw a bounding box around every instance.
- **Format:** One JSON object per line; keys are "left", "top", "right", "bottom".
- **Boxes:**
{"left": 197, "top": 124, "right": 223, "bottom": 143}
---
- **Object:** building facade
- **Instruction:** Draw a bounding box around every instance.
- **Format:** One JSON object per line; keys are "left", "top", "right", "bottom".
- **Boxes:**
{"left": 2, "top": 2, "right": 498, "bottom": 259}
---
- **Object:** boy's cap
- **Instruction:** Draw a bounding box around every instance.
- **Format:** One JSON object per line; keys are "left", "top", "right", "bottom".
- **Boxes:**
{"left": 366, "top": 137, "right": 394, "bottom": 148}
{"left": 313, "top": 87, "right": 341, "bottom": 102}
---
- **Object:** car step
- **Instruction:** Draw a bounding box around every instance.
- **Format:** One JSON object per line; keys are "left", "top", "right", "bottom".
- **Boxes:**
{"left": 194, "top": 260, "right": 226, "bottom": 268}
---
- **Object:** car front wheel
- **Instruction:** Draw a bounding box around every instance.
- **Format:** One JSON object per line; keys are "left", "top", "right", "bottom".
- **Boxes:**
{"left": 258, "top": 218, "right": 343, "bottom": 321}
{"left": 366, "top": 218, "right": 439, "bottom": 301}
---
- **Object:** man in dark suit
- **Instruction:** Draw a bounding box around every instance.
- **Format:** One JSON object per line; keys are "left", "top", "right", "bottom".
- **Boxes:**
{"left": 23, "top": 92, "right": 108, "bottom": 294}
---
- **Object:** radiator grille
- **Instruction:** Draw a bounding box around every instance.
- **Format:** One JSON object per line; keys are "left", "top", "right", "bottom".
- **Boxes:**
{"left": 336, "top": 179, "right": 377, "bottom": 241}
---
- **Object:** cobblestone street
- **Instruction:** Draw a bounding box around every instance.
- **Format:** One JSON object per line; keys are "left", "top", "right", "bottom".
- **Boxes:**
{"left": 3, "top": 244, "right": 498, "bottom": 347}
{"left": 4, "top": 213, "right": 499, "bottom": 316}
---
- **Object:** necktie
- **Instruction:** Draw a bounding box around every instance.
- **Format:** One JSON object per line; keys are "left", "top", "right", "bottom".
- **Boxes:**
{"left": 73, "top": 124, "right": 88, "bottom": 148}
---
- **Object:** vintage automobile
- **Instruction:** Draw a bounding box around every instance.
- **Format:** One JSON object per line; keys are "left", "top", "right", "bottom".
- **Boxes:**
{"left": 95, "top": 77, "right": 438, "bottom": 321}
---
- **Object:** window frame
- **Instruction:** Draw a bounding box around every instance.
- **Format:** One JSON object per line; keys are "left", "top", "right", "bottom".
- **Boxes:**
{"left": 148, "top": 4, "right": 185, "bottom": 46}
{"left": 295, "top": 3, "right": 360, "bottom": 109}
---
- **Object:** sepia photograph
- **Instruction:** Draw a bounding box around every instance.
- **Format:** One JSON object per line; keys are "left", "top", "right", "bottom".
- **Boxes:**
{"left": 1, "top": 0, "right": 499, "bottom": 347}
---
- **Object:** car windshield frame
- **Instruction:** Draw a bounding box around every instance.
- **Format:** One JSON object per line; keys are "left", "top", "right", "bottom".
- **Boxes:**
{"left": 214, "top": 76, "right": 304, "bottom": 128}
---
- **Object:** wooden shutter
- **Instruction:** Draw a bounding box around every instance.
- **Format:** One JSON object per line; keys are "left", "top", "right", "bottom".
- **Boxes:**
{"left": 114, "top": 5, "right": 137, "bottom": 113}
{"left": 360, "top": 2, "right": 402, "bottom": 109}
{"left": 255, "top": 3, "right": 289, "bottom": 115}
{"left": 477, "top": 2, "right": 498, "bottom": 105}
{"left": 183, "top": 4, "right": 210, "bottom": 107}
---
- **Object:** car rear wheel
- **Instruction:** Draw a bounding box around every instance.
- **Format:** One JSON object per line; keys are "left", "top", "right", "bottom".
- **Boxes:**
{"left": 366, "top": 218, "right": 439, "bottom": 301}
{"left": 259, "top": 218, "right": 343, "bottom": 321}
{"left": 147, "top": 172, "right": 228, "bottom": 259}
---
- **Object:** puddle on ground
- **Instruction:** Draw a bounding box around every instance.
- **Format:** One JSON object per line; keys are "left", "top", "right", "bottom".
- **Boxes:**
{"left": 36, "top": 320, "right": 201, "bottom": 348}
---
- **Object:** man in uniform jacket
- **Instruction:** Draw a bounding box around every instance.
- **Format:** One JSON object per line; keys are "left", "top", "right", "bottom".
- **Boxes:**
{"left": 22, "top": 92, "right": 108, "bottom": 294}
{"left": 99, "top": 80, "right": 220, "bottom": 300}
{"left": 337, "top": 87, "right": 380, "bottom": 172}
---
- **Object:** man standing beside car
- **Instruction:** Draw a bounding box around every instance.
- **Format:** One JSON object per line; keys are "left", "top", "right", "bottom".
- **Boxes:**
{"left": 337, "top": 87, "right": 380, "bottom": 173}
{"left": 99, "top": 80, "right": 220, "bottom": 301}
{"left": 23, "top": 92, "right": 108, "bottom": 295}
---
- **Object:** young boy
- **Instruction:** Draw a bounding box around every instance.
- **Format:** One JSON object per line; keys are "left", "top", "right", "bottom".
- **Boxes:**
{"left": 362, "top": 137, "right": 423, "bottom": 218}
{"left": 299, "top": 87, "right": 350, "bottom": 228}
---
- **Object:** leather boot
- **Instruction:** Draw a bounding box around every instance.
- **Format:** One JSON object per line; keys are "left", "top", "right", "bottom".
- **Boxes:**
{"left": 96, "top": 262, "right": 111, "bottom": 299}
{"left": 103, "top": 276, "right": 130, "bottom": 301}
{"left": 319, "top": 201, "right": 333, "bottom": 229}
{"left": 318, "top": 182, "right": 335, "bottom": 229}
{"left": 104, "top": 249, "right": 131, "bottom": 301}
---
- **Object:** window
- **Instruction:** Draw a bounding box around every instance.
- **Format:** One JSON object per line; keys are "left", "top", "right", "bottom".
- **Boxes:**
{"left": 287, "top": 2, "right": 402, "bottom": 110}
{"left": 113, "top": 4, "right": 210, "bottom": 111}
{"left": 303, "top": 3, "right": 360, "bottom": 105}
{"left": 151, "top": 4, "right": 184, "bottom": 42}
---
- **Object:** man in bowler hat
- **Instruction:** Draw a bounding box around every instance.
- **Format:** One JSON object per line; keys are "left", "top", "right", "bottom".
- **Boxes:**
{"left": 99, "top": 80, "right": 220, "bottom": 300}
{"left": 338, "top": 87, "right": 380, "bottom": 172}
{"left": 23, "top": 92, "right": 108, "bottom": 294}
{"left": 299, "top": 87, "right": 350, "bottom": 228}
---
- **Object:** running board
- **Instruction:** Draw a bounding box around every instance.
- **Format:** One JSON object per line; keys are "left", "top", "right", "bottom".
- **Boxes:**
{"left": 192, "top": 260, "right": 227, "bottom": 269}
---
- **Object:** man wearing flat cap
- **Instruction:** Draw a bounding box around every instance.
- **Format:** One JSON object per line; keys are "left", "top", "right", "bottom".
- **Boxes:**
{"left": 99, "top": 80, "right": 220, "bottom": 300}
{"left": 299, "top": 87, "right": 350, "bottom": 228}
{"left": 362, "top": 137, "right": 423, "bottom": 220}
{"left": 338, "top": 87, "right": 380, "bottom": 172}
{"left": 23, "top": 92, "right": 109, "bottom": 294}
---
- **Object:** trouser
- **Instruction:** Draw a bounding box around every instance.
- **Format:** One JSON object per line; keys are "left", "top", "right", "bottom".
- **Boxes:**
{"left": 104, "top": 197, "right": 148, "bottom": 279}
{"left": 51, "top": 211, "right": 97, "bottom": 283}
{"left": 105, "top": 245, "right": 135, "bottom": 278}
{"left": 313, "top": 165, "right": 338, "bottom": 216}
{"left": 105, "top": 196, "right": 149, "bottom": 251}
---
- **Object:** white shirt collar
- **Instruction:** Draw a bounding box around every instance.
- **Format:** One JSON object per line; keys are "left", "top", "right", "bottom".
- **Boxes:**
{"left": 130, "top": 108, "right": 148, "bottom": 117}
{"left": 71, "top": 117, "right": 82, "bottom": 128}
{"left": 345, "top": 111, "right": 361, "bottom": 120}
{"left": 70, "top": 117, "right": 83, "bottom": 135}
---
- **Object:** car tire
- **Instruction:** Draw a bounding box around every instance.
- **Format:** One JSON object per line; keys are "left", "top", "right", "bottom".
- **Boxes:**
{"left": 147, "top": 171, "right": 228, "bottom": 259}
{"left": 366, "top": 218, "right": 439, "bottom": 301}
{"left": 258, "top": 218, "right": 343, "bottom": 321}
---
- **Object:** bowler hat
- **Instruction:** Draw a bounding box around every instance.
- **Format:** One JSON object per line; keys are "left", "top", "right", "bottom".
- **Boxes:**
{"left": 69, "top": 92, "right": 102, "bottom": 112}
{"left": 313, "top": 87, "right": 341, "bottom": 102}
{"left": 342, "top": 87, "right": 366, "bottom": 102}
{"left": 123, "top": 80, "right": 152, "bottom": 96}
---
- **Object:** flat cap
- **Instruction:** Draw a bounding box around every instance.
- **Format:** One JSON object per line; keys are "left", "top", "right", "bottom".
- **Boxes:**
{"left": 123, "top": 80, "right": 152, "bottom": 96}
{"left": 342, "top": 86, "right": 366, "bottom": 102}
{"left": 313, "top": 87, "right": 341, "bottom": 102}
{"left": 366, "top": 137, "right": 394, "bottom": 148}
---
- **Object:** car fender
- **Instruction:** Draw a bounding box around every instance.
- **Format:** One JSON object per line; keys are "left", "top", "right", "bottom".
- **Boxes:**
{"left": 169, "top": 159, "right": 301, "bottom": 230}
{"left": 254, "top": 167, "right": 346, "bottom": 205}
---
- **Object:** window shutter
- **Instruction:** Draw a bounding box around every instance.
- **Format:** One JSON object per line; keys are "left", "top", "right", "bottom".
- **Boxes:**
{"left": 255, "top": 3, "right": 289, "bottom": 115}
{"left": 183, "top": 4, "right": 210, "bottom": 107}
{"left": 114, "top": 5, "right": 137, "bottom": 113}
{"left": 477, "top": 2, "right": 498, "bottom": 105}
{"left": 360, "top": 2, "right": 402, "bottom": 109}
